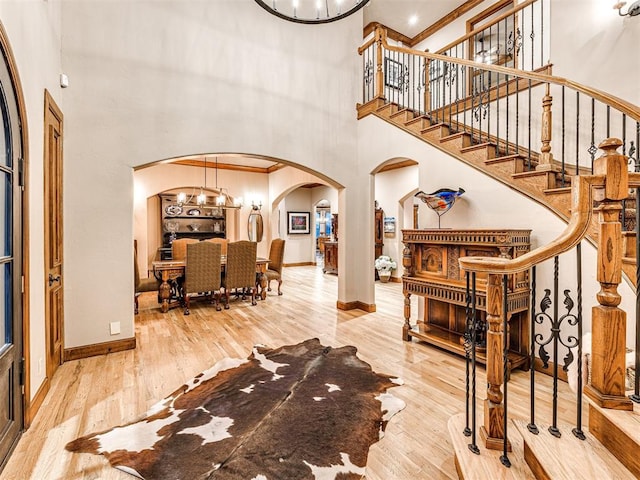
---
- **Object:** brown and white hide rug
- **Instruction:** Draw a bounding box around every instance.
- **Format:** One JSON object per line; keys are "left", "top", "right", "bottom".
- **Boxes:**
{"left": 66, "top": 338, "right": 405, "bottom": 480}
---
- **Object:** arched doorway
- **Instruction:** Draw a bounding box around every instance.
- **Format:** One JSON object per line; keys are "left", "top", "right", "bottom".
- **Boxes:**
{"left": 0, "top": 23, "right": 26, "bottom": 464}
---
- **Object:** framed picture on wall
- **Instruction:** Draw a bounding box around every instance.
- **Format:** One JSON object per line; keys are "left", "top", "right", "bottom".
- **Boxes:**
{"left": 287, "top": 211, "right": 310, "bottom": 234}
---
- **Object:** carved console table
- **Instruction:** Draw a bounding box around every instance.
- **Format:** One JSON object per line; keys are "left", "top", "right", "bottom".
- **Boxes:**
{"left": 401, "top": 228, "right": 532, "bottom": 371}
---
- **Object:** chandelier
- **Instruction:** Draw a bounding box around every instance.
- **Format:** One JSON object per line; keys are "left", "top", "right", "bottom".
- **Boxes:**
{"left": 254, "top": 0, "right": 370, "bottom": 24}
{"left": 176, "top": 157, "right": 243, "bottom": 210}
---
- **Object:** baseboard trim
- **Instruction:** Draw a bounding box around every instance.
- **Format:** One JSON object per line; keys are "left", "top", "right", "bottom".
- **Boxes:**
{"left": 64, "top": 337, "right": 136, "bottom": 362}
{"left": 283, "top": 262, "right": 315, "bottom": 267}
{"left": 337, "top": 300, "right": 376, "bottom": 313}
{"left": 25, "top": 376, "right": 50, "bottom": 427}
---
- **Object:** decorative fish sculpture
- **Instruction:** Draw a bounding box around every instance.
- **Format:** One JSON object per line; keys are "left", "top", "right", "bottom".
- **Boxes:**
{"left": 415, "top": 188, "right": 465, "bottom": 227}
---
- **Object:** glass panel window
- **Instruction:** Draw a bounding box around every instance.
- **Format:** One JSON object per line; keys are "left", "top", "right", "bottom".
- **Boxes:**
{"left": 0, "top": 262, "right": 11, "bottom": 347}
{"left": 0, "top": 82, "right": 10, "bottom": 168}
{"left": 0, "top": 171, "right": 10, "bottom": 257}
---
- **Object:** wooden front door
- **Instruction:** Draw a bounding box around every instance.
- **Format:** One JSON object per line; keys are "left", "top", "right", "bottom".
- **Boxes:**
{"left": 44, "top": 90, "right": 63, "bottom": 380}
{"left": 0, "top": 38, "right": 25, "bottom": 464}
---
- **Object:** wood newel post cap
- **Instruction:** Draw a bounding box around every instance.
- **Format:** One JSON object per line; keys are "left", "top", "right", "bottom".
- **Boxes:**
{"left": 594, "top": 138, "right": 628, "bottom": 200}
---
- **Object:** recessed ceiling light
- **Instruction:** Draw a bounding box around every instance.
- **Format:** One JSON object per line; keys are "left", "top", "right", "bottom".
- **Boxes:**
{"left": 408, "top": 14, "right": 418, "bottom": 26}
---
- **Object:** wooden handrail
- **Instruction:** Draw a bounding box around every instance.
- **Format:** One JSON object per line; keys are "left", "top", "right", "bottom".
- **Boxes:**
{"left": 459, "top": 174, "right": 602, "bottom": 274}
{"left": 435, "top": 0, "right": 537, "bottom": 55}
{"left": 366, "top": 26, "right": 640, "bottom": 122}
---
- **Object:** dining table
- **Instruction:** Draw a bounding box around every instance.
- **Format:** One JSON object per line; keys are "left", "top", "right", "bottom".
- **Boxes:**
{"left": 152, "top": 256, "right": 269, "bottom": 313}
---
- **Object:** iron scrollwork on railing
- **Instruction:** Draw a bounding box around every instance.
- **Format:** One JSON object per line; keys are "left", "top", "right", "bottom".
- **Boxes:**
{"left": 534, "top": 288, "right": 579, "bottom": 374}
{"left": 363, "top": 59, "right": 374, "bottom": 86}
{"left": 505, "top": 27, "right": 522, "bottom": 60}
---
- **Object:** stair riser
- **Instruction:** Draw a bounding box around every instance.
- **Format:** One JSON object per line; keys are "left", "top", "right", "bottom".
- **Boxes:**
{"left": 589, "top": 405, "right": 640, "bottom": 478}
{"left": 390, "top": 111, "right": 416, "bottom": 123}
{"left": 440, "top": 134, "right": 471, "bottom": 150}
{"left": 421, "top": 126, "right": 449, "bottom": 142}
{"left": 404, "top": 118, "right": 431, "bottom": 134}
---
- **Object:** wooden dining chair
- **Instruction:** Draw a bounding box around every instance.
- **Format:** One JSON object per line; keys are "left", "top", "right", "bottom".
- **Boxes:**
{"left": 265, "top": 238, "right": 285, "bottom": 295}
{"left": 182, "top": 241, "right": 222, "bottom": 315}
{"left": 134, "top": 240, "right": 160, "bottom": 314}
{"left": 171, "top": 238, "right": 199, "bottom": 261}
{"left": 205, "top": 237, "right": 228, "bottom": 256}
{"left": 222, "top": 240, "right": 257, "bottom": 308}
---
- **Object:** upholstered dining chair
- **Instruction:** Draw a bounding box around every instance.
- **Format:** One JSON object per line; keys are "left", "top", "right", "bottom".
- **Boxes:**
{"left": 182, "top": 241, "right": 222, "bottom": 315}
{"left": 205, "top": 237, "right": 228, "bottom": 256}
{"left": 134, "top": 240, "right": 160, "bottom": 314}
{"left": 265, "top": 238, "right": 285, "bottom": 295}
{"left": 222, "top": 240, "right": 257, "bottom": 308}
{"left": 171, "top": 238, "right": 199, "bottom": 261}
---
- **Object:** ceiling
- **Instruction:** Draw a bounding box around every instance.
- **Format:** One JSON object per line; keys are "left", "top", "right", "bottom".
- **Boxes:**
{"left": 166, "top": 1, "right": 468, "bottom": 175}
{"left": 363, "top": 0, "right": 470, "bottom": 39}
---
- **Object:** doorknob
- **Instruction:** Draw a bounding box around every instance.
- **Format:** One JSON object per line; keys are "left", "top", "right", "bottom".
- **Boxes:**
{"left": 48, "top": 273, "right": 61, "bottom": 286}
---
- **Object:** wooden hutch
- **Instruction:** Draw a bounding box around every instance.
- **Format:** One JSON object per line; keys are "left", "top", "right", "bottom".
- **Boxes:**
{"left": 323, "top": 214, "right": 339, "bottom": 275}
{"left": 401, "top": 228, "right": 531, "bottom": 371}
{"left": 159, "top": 193, "right": 226, "bottom": 259}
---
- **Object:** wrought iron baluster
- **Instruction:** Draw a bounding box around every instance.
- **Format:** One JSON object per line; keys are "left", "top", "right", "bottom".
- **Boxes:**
{"left": 464, "top": 272, "right": 472, "bottom": 435}
{"left": 576, "top": 92, "right": 581, "bottom": 175}
{"left": 530, "top": 2, "right": 535, "bottom": 70}
{"left": 528, "top": 265, "right": 539, "bottom": 434}
{"left": 540, "top": 0, "right": 544, "bottom": 68}
{"left": 633, "top": 187, "right": 640, "bottom": 403}
{"left": 573, "top": 242, "right": 586, "bottom": 439}
{"left": 468, "top": 272, "right": 480, "bottom": 455}
{"left": 504, "top": 73, "right": 509, "bottom": 156}
{"left": 588, "top": 98, "right": 597, "bottom": 173}
{"left": 527, "top": 80, "right": 532, "bottom": 170}
{"left": 500, "top": 274, "right": 511, "bottom": 468}
{"left": 561, "top": 86, "right": 566, "bottom": 184}
{"left": 549, "top": 255, "right": 561, "bottom": 438}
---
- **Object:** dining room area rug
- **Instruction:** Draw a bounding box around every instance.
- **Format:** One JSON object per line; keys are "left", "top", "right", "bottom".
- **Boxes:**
{"left": 65, "top": 338, "right": 405, "bottom": 479}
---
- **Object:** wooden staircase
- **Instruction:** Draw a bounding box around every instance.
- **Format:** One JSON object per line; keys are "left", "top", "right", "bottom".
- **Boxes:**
{"left": 449, "top": 400, "right": 640, "bottom": 479}
{"left": 358, "top": 98, "right": 639, "bottom": 288}
{"left": 359, "top": 97, "right": 640, "bottom": 479}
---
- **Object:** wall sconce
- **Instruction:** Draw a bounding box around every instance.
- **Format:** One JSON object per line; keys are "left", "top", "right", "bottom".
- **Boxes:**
{"left": 248, "top": 201, "right": 264, "bottom": 242}
{"left": 614, "top": 1, "right": 640, "bottom": 16}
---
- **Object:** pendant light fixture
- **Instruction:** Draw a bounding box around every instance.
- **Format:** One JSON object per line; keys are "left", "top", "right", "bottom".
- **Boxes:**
{"left": 254, "top": 0, "right": 370, "bottom": 24}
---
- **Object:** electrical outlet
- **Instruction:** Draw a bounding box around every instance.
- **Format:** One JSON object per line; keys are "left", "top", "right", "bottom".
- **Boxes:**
{"left": 110, "top": 322, "right": 121, "bottom": 335}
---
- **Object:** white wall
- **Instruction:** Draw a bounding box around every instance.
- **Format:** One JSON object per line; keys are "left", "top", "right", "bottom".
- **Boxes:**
{"left": 59, "top": 0, "right": 368, "bottom": 351}
{"left": 0, "top": 2, "right": 63, "bottom": 400}
{"left": 549, "top": 0, "right": 640, "bottom": 105}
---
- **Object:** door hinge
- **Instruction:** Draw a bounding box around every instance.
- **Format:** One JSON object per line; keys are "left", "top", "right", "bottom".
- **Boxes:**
{"left": 21, "top": 275, "right": 24, "bottom": 293}
{"left": 18, "top": 357, "right": 25, "bottom": 387}
{"left": 18, "top": 157, "right": 24, "bottom": 187}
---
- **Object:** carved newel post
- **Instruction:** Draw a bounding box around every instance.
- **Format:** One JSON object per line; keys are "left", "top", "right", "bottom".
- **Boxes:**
{"left": 584, "top": 138, "right": 633, "bottom": 411}
{"left": 375, "top": 26, "right": 385, "bottom": 99}
{"left": 482, "top": 273, "right": 511, "bottom": 450}
{"left": 402, "top": 243, "right": 414, "bottom": 341}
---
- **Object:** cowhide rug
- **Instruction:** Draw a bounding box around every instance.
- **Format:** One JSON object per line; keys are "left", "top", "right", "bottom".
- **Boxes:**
{"left": 66, "top": 338, "right": 405, "bottom": 479}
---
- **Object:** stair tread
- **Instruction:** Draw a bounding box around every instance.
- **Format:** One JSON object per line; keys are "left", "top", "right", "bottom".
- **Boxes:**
{"left": 460, "top": 142, "right": 494, "bottom": 154}
{"left": 589, "top": 397, "right": 640, "bottom": 445}
{"left": 404, "top": 115, "right": 430, "bottom": 127}
{"left": 543, "top": 187, "right": 572, "bottom": 195}
{"left": 449, "top": 413, "right": 535, "bottom": 480}
{"left": 513, "top": 419, "right": 636, "bottom": 479}
{"left": 390, "top": 108, "right": 414, "bottom": 119}
{"left": 421, "top": 122, "right": 448, "bottom": 134}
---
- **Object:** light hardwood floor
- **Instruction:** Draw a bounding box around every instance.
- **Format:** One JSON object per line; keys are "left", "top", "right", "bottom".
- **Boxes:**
{"left": 1, "top": 266, "right": 579, "bottom": 479}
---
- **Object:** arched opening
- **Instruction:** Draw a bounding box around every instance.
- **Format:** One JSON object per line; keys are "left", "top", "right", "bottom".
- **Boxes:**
{"left": 133, "top": 153, "right": 343, "bottom": 295}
